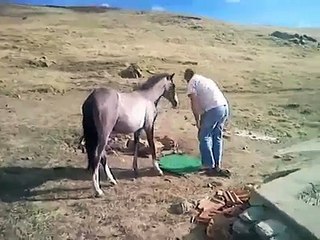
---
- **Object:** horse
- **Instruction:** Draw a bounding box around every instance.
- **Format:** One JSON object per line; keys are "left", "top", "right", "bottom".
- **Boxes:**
{"left": 81, "top": 73, "right": 178, "bottom": 196}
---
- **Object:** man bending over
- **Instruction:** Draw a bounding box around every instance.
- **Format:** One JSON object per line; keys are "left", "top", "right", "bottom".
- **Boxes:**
{"left": 184, "top": 68, "right": 230, "bottom": 178}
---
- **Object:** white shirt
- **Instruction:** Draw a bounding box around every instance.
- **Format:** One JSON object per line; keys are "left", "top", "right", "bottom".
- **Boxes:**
{"left": 187, "top": 74, "right": 227, "bottom": 113}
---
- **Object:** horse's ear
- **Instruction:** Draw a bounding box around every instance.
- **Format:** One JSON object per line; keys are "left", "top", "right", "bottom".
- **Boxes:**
{"left": 170, "top": 73, "right": 175, "bottom": 80}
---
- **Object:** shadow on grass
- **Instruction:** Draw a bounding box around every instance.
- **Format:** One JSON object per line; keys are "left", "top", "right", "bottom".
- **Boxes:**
{"left": 0, "top": 166, "right": 176, "bottom": 203}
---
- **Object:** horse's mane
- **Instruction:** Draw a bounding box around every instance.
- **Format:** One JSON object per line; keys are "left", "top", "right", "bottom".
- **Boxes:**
{"left": 137, "top": 73, "right": 170, "bottom": 90}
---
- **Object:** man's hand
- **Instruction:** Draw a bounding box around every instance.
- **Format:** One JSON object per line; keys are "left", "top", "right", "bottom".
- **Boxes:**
{"left": 196, "top": 119, "right": 200, "bottom": 129}
{"left": 192, "top": 120, "right": 201, "bottom": 129}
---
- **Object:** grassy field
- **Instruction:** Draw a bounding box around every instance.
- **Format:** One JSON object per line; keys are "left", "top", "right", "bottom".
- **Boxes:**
{"left": 0, "top": 4, "right": 319, "bottom": 240}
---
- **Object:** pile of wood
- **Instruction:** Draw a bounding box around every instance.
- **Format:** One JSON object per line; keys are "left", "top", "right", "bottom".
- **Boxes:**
{"left": 192, "top": 189, "right": 251, "bottom": 239}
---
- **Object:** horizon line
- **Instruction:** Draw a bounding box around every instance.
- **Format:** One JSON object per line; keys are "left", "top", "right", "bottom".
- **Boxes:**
{"left": 4, "top": 3, "right": 320, "bottom": 30}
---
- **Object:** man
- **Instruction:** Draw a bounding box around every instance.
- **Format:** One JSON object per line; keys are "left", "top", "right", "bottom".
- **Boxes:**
{"left": 184, "top": 68, "right": 230, "bottom": 177}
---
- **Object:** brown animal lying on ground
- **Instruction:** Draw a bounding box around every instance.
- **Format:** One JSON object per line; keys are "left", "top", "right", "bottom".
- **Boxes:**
{"left": 118, "top": 63, "right": 143, "bottom": 79}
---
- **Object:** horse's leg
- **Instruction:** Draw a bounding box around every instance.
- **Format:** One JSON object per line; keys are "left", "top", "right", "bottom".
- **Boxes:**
{"left": 78, "top": 135, "right": 86, "bottom": 154}
{"left": 101, "top": 151, "right": 117, "bottom": 185}
{"left": 145, "top": 126, "right": 163, "bottom": 176}
{"left": 83, "top": 131, "right": 95, "bottom": 172}
{"left": 92, "top": 164, "right": 102, "bottom": 197}
{"left": 101, "top": 154, "right": 107, "bottom": 181}
{"left": 133, "top": 129, "right": 142, "bottom": 177}
{"left": 85, "top": 141, "right": 95, "bottom": 172}
{"left": 94, "top": 129, "right": 117, "bottom": 196}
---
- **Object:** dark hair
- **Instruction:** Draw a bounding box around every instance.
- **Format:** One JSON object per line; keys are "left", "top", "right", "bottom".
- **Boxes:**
{"left": 184, "top": 68, "right": 195, "bottom": 81}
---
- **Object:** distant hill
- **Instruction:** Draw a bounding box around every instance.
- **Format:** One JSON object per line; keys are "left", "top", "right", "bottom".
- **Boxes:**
{"left": 44, "top": 5, "right": 121, "bottom": 13}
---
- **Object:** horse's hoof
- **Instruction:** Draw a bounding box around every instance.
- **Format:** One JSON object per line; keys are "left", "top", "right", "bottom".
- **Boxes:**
{"left": 95, "top": 190, "right": 104, "bottom": 198}
{"left": 110, "top": 180, "right": 117, "bottom": 186}
{"left": 133, "top": 170, "right": 139, "bottom": 178}
{"left": 157, "top": 169, "right": 164, "bottom": 176}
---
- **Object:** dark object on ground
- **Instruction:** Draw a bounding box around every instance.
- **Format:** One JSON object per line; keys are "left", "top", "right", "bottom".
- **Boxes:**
{"left": 270, "top": 31, "right": 318, "bottom": 46}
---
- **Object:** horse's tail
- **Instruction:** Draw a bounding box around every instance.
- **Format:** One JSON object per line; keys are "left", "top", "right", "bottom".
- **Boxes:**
{"left": 82, "top": 99, "right": 98, "bottom": 172}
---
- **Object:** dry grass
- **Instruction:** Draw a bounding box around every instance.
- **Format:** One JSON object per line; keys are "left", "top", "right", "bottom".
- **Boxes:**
{"left": 0, "top": 4, "right": 319, "bottom": 240}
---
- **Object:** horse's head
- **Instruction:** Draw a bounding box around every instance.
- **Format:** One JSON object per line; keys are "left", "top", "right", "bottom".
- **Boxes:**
{"left": 162, "top": 73, "right": 179, "bottom": 108}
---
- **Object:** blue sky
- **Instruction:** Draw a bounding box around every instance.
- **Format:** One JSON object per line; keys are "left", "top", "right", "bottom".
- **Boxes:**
{"left": 13, "top": 0, "right": 320, "bottom": 28}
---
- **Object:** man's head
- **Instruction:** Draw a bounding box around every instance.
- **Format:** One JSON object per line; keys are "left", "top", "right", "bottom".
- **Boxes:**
{"left": 184, "top": 68, "right": 195, "bottom": 82}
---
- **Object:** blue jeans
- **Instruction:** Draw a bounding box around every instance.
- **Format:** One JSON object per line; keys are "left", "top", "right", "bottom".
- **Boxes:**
{"left": 198, "top": 104, "right": 229, "bottom": 169}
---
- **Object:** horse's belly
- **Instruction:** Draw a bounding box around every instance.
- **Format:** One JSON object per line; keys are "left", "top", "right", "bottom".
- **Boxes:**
{"left": 113, "top": 113, "right": 145, "bottom": 134}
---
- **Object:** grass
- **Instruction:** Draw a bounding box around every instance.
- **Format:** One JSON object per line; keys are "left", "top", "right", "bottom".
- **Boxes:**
{"left": 0, "top": 203, "right": 59, "bottom": 239}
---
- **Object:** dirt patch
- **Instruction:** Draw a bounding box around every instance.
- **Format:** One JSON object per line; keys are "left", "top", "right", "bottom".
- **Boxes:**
{"left": 52, "top": 59, "right": 127, "bottom": 73}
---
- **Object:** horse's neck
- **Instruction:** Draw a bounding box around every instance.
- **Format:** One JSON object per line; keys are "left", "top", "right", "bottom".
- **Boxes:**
{"left": 139, "top": 82, "right": 164, "bottom": 105}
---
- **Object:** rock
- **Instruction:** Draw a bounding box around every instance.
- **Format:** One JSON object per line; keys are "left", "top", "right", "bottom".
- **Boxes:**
{"left": 146, "top": 69, "right": 155, "bottom": 74}
{"left": 244, "top": 184, "right": 258, "bottom": 191}
{"left": 270, "top": 31, "right": 318, "bottom": 47}
{"left": 239, "top": 206, "right": 266, "bottom": 223}
{"left": 269, "top": 231, "right": 293, "bottom": 240}
{"left": 13, "top": 94, "right": 21, "bottom": 99}
{"left": 299, "top": 37, "right": 306, "bottom": 45}
{"left": 175, "top": 15, "right": 202, "bottom": 21}
{"left": 206, "top": 215, "right": 233, "bottom": 239}
{"left": 207, "top": 183, "right": 213, "bottom": 188}
{"left": 300, "top": 107, "right": 312, "bottom": 115}
{"left": 169, "top": 200, "right": 193, "bottom": 215}
{"left": 271, "top": 31, "right": 295, "bottom": 40}
{"left": 268, "top": 110, "right": 274, "bottom": 116}
{"left": 284, "top": 132, "right": 292, "bottom": 138}
{"left": 179, "top": 60, "right": 198, "bottom": 65}
{"left": 282, "top": 154, "right": 294, "bottom": 162}
{"left": 302, "top": 34, "right": 317, "bottom": 43}
{"left": 273, "top": 154, "right": 281, "bottom": 159}
{"left": 232, "top": 218, "right": 254, "bottom": 236}
{"left": 27, "top": 56, "right": 55, "bottom": 68}
{"left": 255, "top": 219, "right": 287, "bottom": 239}
{"left": 293, "top": 123, "right": 301, "bottom": 128}
{"left": 288, "top": 38, "right": 299, "bottom": 45}
{"left": 242, "top": 146, "right": 249, "bottom": 151}
{"left": 298, "top": 131, "right": 307, "bottom": 136}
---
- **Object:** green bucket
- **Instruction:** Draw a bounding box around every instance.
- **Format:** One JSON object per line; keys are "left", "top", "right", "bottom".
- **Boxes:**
{"left": 159, "top": 154, "right": 202, "bottom": 175}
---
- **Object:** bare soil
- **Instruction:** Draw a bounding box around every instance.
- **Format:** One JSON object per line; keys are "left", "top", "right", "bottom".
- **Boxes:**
{"left": 0, "top": 5, "right": 319, "bottom": 240}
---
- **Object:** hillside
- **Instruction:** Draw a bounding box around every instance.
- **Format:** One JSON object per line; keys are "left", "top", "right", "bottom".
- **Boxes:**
{"left": 0, "top": 4, "right": 319, "bottom": 240}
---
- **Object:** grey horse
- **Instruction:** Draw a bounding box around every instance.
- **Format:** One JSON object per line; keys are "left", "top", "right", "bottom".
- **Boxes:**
{"left": 81, "top": 73, "right": 178, "bottom": 196}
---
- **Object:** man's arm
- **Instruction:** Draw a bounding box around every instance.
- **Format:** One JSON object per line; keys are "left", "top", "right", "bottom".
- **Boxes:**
{"left": 188, "top": 93, "right": 201, "bottom": 128}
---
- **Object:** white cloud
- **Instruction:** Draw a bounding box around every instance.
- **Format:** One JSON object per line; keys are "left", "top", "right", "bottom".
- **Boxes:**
{"left": 101, "top": 3, "right": 110, "bottom": 7}
{"left": 151, "top": 5, "right": 166, "bottom": 12}
{"left": 225, "top": 0, "right": 240, "bottom": 3}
